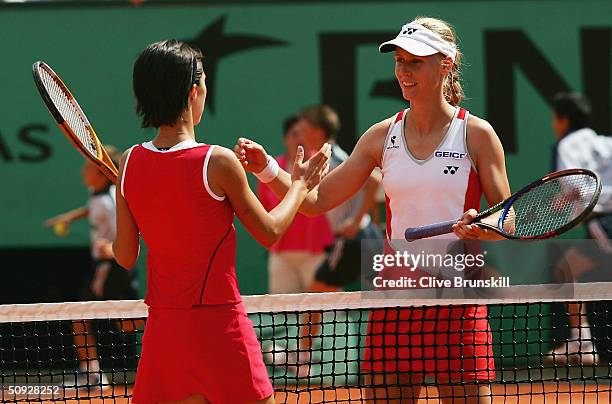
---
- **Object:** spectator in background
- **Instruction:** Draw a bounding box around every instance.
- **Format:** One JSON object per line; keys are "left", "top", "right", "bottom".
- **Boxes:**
{"left": 547, "top": 92, "right": 612, "bottom": 366}
{"left": 258, "top": 115, "right": 334, "bottom": 294}
{"left": 273, "top": 105, "right": 383, "bottom": 377}
{"left": 44, "top": 145, "right": 141, "bottom": 388}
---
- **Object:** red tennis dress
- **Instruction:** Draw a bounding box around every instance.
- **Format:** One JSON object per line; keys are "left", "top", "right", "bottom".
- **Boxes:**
{"left": 362, "top": 108, "right": 495, "bottom": 382}
{"left": 123, "top": 141, "right": 273, "bottom": 403}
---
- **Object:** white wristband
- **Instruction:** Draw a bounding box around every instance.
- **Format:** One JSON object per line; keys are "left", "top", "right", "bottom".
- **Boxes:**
{"left": 254, "top": 156, "right": 280, "bottom": 183}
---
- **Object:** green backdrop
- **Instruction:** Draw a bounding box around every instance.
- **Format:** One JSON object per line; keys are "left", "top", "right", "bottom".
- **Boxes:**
{"left": 0, "top": 0, "right": 610, "bottom": 295}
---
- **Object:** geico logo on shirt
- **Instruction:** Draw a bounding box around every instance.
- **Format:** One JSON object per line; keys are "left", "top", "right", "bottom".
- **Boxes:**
{"left": 434, "top": 150, "right": 466, "bottom": 159}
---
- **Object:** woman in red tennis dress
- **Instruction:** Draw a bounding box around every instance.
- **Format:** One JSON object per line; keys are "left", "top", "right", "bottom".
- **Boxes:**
{"left": 112, "top": 40, "right": 330, "bottom": 404}
{"left": 235, "top": 17, "right": 511, "bottom": 403}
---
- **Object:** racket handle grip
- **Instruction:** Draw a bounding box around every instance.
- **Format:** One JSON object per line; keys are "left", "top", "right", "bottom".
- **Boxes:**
{"left": 404, "top": 220, "right": 456, "bottom": 241}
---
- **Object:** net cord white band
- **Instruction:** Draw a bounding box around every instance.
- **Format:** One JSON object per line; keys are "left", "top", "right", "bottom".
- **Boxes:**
{"left": 1, "top": 282, "right": 611, "bottom": 323}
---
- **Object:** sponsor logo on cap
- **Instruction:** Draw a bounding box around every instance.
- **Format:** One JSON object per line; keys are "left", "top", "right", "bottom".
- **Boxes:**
{"left": 401, "top": 27, "right": 418, "bottom": 35}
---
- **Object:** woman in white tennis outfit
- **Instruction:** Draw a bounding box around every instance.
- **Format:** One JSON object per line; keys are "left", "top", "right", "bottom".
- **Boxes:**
{"left": 235, "top": 16, "right": 511, "bottom": 403}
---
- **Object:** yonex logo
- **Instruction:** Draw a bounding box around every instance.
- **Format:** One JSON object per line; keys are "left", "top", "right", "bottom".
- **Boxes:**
{"left": 401, "top": 28, "right": 418, "bottom": 35}
{"left": 435, "top": 150, "right": 467, "bottom": 159}
{"left": 443, "top": 166, "right": 459, "bottom": 175}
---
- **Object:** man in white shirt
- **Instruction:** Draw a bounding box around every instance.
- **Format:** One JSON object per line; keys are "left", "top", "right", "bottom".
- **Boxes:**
{"left": 548, "top": 92, "right": 612, "bottom": 366}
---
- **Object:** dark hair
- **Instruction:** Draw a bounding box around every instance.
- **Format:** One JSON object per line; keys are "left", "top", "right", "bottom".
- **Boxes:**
{"left": 551, "top": 92, "right": 591, "bottom": 133}
{"left": 299, "top": 105, "right": 340, "bottom": 140}
{"left": 133, "top": 40, "right": 203, "bottom": 128}
{"left": 282, "top": 115, "right": 299, "bottom": 137}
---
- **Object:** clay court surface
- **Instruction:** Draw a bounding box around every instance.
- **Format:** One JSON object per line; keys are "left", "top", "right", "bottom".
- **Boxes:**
{"left": 8, "top": 383, "right": 612, "bottom": 403}
{"left": 277, "top": 384, "right": 612, "bottom": 403}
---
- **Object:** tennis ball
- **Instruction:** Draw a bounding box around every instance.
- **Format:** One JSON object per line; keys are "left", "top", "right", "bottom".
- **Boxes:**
{"left": 54, "top": 222, "right": 70, "bottom": 237}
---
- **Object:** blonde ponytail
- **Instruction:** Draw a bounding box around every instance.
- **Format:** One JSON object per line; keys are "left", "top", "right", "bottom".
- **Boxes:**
{"left": 414, "top": 16, "right": 464, "bottom": 106}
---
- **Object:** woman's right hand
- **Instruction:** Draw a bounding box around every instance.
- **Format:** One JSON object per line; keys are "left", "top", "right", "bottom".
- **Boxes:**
{"left": 291, "top": 143, "right": 331, "bottom": 192}
{"left": 234, "top": 137, "right": 269, "bottom": 173}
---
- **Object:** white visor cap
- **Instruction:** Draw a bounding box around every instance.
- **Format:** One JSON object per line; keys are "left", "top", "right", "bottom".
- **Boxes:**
{"left": 379, "top": 23, "right": 457, "bottom": 62}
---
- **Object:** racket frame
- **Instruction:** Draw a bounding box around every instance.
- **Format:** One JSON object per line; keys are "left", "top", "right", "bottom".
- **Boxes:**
{"left": 482, "top": 168, "right": 600, "bottom": 239}
{"left": 405, "top": 168, "right": 601, "bottom": 241}
{"left": 32, "top": 61, "right": 119, "bottom": 183}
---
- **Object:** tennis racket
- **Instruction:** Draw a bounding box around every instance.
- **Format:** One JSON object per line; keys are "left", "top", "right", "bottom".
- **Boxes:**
{"left": 404, "top": 168, "right": 601, "bottom": 240}
{"left": 32, "top": 61, "right": 118, "bottom": 183}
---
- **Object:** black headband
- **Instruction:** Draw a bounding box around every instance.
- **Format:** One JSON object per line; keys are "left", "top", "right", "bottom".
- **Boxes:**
{"left": 191, "top": 56, "right": 198, "bottom": 86}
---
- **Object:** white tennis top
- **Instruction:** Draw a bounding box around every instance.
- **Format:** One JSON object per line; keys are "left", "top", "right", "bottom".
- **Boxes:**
{"left": 381, "top": 107, "right": 482, "bottom": 241}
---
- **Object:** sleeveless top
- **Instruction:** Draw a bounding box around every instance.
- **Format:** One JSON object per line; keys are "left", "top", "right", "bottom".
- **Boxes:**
{"left": 122, "top": 140, "right": 240, "bottom": 308}
{"left": 381, "top": 107, "right": 482, "bottom": 245}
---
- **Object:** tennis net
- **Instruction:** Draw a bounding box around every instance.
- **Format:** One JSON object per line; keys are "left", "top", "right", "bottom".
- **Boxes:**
{"left": 1, "top": 283, "right": 612, "bottom": 403}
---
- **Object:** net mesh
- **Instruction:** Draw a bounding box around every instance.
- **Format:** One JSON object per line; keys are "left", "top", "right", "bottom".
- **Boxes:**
{"left": 503, "top": 173, "right": 599, "bottom": 237}
{"left": 1, "top": 284, "right": 612, "bottom": 403}
{"left": 38, "top": 65, "right": 98, "bottom": 157}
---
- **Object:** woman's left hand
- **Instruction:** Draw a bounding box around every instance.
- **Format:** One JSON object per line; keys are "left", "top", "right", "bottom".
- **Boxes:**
{"left": 452, "top": 209, "right": 489, "bottom": 240}
{"left": 452, "top": 209, "right": 506, "bottom": 240}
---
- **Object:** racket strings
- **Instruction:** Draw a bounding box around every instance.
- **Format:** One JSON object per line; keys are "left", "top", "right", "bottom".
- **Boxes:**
{"left": 504, "top": 174, "right": 599, "bottom": 237}
{"left": 39, "top": 68, "right": 98, "bottom": 157}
